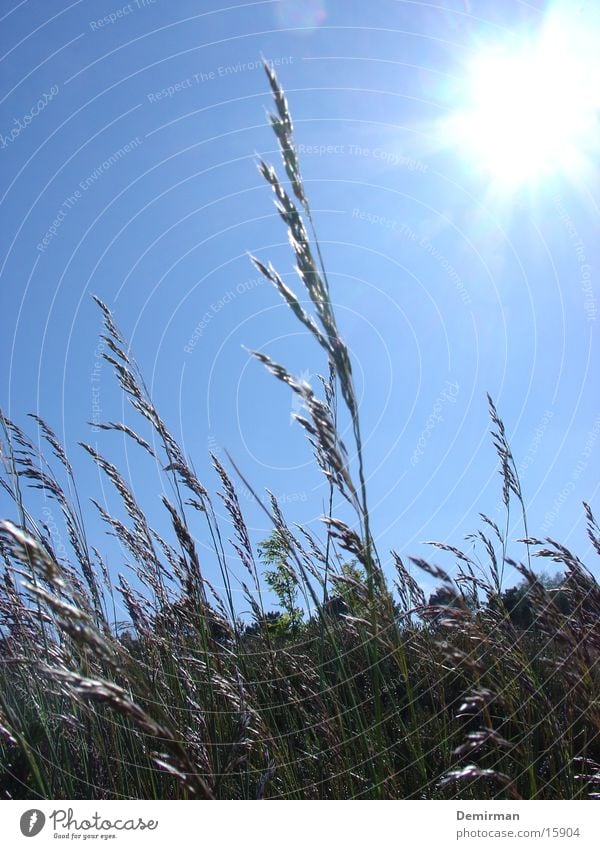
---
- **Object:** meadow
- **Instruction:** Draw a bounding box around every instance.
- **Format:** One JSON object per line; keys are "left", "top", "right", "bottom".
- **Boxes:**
{"left": 0, "top": 63, "right": 598, "bottom": 801}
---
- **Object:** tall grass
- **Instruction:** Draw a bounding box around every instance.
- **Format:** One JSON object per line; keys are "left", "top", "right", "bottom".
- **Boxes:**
{"left": 0, "top": 63, "right": 598, "bottom": 800}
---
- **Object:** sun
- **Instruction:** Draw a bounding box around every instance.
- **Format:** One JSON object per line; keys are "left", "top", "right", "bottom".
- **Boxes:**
{"left": 445, "top": 8, "right": 600, "bottom": 190}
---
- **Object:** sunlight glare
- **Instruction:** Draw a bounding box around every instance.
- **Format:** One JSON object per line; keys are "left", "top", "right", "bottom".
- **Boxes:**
{"left": 446, "top": 9, "right": 600, "bottom": 189}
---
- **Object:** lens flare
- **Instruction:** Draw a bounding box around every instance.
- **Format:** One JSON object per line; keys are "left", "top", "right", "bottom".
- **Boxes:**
{"left": 274, "top": 0, "right": 327, "bottom": 32}
{"left": 444, "top": 5, "right": 600, "bottom": 190}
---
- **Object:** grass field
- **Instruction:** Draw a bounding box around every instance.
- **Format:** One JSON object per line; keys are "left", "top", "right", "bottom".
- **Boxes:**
{"left": 0, "top": 62, "right": 598, "bottom": 801}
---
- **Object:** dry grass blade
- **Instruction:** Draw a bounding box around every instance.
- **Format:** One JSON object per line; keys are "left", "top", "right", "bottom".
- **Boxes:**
{"left": 248, "top": 350, "right": 358, "bottom": 508}
{"left": 487, "top": 393, "right": 522, "bottom": 507}
{"left": 27, "top": 414, "right": 73, "bottom": 476}
{"left": 262, "top": 57, "right": 307, "bottom": 209}
{"left": 44, "top": 667, "right": 214, "bottom": 799}
{"left": 88, "top": 421, "right": 156, "bottom": 458}
{"left": 250, "top": 254, "right": 333, "bottom": 355}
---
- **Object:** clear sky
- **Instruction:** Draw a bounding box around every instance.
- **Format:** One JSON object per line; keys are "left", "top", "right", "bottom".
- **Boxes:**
{"left": 1, "top": 0, "right": 598, "bottom": 611}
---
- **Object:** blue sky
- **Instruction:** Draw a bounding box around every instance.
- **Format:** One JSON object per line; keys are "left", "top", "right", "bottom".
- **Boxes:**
{"left": 1, "top": 0, "right": 598, "bottom": 611}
